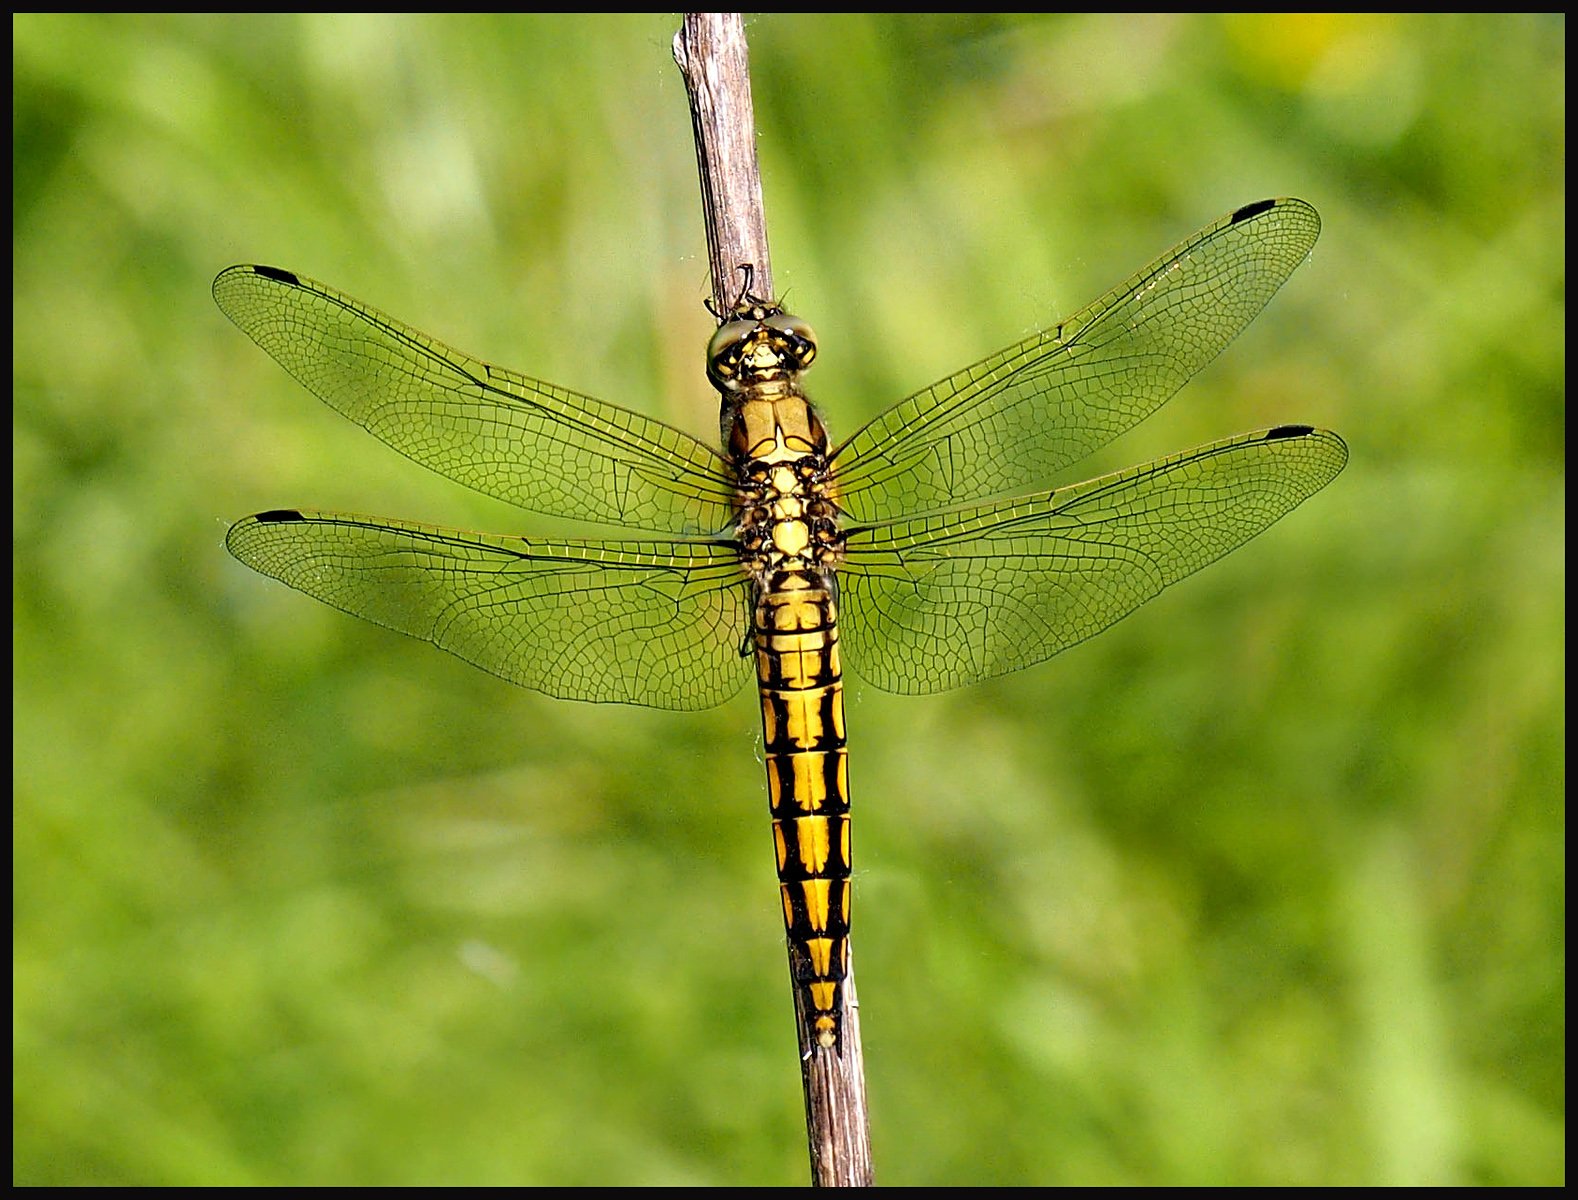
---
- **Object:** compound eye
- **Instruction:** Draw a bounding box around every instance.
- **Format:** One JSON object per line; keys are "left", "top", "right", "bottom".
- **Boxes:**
{"left": 765, "top": 313, "right": 818, "bottom": 368}
{"left": 706, "top": 318, "right": 758, "bottom": 372}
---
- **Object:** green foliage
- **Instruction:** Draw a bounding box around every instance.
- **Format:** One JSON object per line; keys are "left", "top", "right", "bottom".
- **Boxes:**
{"left": 12, "top": 12, "right": 1563, "bottom": 1186}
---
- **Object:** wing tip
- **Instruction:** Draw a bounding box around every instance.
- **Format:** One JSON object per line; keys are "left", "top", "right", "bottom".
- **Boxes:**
{"left": 1231, "top": 198, "right": 1280, "bottom": 223}
{"left": 1264, "top": 423, "right": 1315, "bottom": 440}
{"left": 214, "top": 263, "right": 301, "bottom": 288}
{"left": 251, "top": 265, "right": 301, "bottom": 286}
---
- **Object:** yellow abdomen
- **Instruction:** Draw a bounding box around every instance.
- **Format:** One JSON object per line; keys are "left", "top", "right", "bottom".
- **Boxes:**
{"left": 755, "top": 572, "right": 851, "bottom": 1050}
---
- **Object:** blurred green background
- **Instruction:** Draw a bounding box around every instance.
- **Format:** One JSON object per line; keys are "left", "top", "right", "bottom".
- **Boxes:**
{"left": 12, "top": 13, "right": 1563, "bottom": 1186}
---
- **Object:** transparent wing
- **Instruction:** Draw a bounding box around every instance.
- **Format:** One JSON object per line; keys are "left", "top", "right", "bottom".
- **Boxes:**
{"left": 226, "top": 510, "right": 753, "bottom": 709}
{"left": 831, "top": 198, "right": 1322, "bottom": 522}
{"left": 213, "top": 265, "right": 734, "bottom": 536}
{"left": 838, "top": 425, "right": 1347, "bottom": 694}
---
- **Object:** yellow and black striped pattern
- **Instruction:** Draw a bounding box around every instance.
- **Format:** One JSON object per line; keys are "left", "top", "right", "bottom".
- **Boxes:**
{"left": 757, "top": 573, "right": 851, "bottom": 1050}
{"left": 712, "top": 303, "right": 854, "bottom": 1050}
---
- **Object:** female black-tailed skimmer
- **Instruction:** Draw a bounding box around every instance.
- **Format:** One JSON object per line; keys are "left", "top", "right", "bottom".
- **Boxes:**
{"left": 217, "top": 197, "right": 1346, "bottom": 1053}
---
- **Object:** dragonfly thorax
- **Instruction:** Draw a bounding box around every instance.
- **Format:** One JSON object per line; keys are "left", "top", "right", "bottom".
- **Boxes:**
{"left": 731, "top": 399, "right": 843, "bottom": 581}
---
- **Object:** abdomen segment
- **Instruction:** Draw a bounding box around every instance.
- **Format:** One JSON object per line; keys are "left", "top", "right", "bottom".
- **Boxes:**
{"left": 755, "top": 572, "right": 851, "bottom": 1051}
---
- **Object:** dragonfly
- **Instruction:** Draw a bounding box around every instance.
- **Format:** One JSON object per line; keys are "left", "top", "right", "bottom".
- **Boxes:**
{"left": 217, "top": 196, "right": 1346, "bottom": 1054}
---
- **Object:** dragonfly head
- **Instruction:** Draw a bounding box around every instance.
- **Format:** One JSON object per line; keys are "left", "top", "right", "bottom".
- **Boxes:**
{"left": 707, "top": 303, "right": 818, "bottom": 395}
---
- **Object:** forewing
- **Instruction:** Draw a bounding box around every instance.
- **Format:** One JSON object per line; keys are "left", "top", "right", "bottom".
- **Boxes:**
{"left": 831, "top": 198, "right": 1322, "bottom": 522}
{"left": 226, "top": 510, "right": 752, "bottom": 709}
{"left": 213, "top": 265, "right": 733, "bottom": 535}
{"left": 838, "top": 425, "right": 1347, "bottom": 693}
